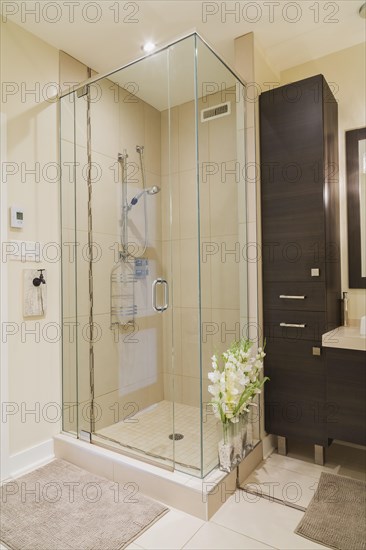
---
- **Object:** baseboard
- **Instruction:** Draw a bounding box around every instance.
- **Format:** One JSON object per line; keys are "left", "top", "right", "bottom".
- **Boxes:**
{"left": 6, "top": 439, "right": 54, "bottom": 480}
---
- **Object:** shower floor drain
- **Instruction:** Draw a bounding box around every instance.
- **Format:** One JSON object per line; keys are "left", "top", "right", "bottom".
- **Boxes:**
{"left": 168, "top": 433, "right": 184, "bottom": 441}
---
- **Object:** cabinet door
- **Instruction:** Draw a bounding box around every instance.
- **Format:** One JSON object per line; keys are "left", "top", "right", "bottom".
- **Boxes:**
{"left": 260, "top": 75, "right": 326, "bottom": 282}
{"left": 260, "top": 75, "right": 324, "bottom": 186}
{"left": 326, "top": 348, "right": 366, "bottom": 445}
{"left": 264, "top": 339, "right": 327, "bottom": 445}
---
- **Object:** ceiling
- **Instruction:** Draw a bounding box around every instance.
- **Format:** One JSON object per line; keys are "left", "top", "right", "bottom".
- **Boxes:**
{"left": 2, "top": 0, "right": 365, "bottom": 79}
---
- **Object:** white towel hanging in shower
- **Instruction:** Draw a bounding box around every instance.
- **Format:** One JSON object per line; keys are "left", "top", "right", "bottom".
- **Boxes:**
{"left": 23, "top": 269, "right": 47, "bottom": 317}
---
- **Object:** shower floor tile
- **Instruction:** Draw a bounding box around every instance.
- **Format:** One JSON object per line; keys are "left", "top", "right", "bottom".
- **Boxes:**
{"left": 95, "top": 400, "right": 219, "bottom": 474}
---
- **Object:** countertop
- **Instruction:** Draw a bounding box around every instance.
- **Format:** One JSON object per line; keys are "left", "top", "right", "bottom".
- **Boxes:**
{"left": 322, "top": 325, "right": 366, "bottom": 352}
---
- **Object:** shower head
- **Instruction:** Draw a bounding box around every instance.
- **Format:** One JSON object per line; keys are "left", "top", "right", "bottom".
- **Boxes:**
{"left": 130, "top": 186, "right": 161, "bottom": 207}
{"left": 147, "top": 185, "right": 160, "bottom": 195}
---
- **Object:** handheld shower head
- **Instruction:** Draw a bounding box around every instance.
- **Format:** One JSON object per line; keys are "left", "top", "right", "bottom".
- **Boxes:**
{"left": 129, "top": 186, "right": 161, "bottom": 207}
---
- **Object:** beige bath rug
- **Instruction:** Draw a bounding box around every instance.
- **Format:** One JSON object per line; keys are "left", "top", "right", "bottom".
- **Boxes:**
{"left": 0, "top": 458, "right": 168, "bottom": 550}
{"left": 295, "top": 471, "right": 366, "bottom": 550}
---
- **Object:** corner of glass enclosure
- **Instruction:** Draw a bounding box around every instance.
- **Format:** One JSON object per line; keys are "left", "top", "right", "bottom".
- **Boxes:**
{"left": 60, "top": 32, "right": 260, "bottom": 478}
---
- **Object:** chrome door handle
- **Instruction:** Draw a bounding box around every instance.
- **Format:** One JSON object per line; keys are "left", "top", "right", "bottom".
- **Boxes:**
{"left": 152, "top": 278, "right": 169, "bottom": 312}
{"left": 280, "top": 323, "right": 306, "bottom": 328}
{"left": 279, "top": 295, "right": 306, "bottom": 300}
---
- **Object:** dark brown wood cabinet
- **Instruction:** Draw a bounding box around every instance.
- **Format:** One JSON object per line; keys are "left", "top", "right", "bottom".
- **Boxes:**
{"left": 326, "top": 348, "right": 366, "bottom": 446}
{"left": 260, "top": 75, "right": 341, "bottom": 449}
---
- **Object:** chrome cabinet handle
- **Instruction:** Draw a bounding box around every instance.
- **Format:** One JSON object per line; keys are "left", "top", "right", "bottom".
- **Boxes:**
{"left": 279, "top": 295, "right": 306, "bottom": 300}
{"left": 152, "top": 278, "right": 169, "bottom": 313}
{"left": 280, "top": 322, "right": 306, "bottom": 328}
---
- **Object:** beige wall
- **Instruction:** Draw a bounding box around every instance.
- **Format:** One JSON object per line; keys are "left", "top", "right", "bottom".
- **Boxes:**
{"left": 1, "top": 20, "right": 61, "bottom": 459}
{"left": 281, "top": 43, "right": 366, "bottom": 320}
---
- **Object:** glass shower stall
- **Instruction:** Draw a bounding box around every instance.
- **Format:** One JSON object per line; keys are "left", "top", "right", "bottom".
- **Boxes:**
{"left": 60, "top": 33, "right": 258, "bottom": 478}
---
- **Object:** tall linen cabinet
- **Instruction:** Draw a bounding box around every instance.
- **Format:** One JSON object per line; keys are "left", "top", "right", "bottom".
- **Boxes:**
{"left": 260, "top": 75, "right": 341, "bottom": 462}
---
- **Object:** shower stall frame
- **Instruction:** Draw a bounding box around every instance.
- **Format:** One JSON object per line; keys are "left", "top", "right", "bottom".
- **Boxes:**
{"left": 59, "top": 31, "right": 261, "bottom": 479}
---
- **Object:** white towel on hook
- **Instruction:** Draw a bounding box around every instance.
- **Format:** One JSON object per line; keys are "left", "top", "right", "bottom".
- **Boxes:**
{"left": 23, "top": 269, "right": 47, "bottom": 317}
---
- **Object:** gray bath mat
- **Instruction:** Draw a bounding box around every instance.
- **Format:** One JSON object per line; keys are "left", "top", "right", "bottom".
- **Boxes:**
{"left": 0, "top": 459, "right": 168, "bottom": 550}
{"left": 295, "top": 472, "right": 366, "bottom": 550}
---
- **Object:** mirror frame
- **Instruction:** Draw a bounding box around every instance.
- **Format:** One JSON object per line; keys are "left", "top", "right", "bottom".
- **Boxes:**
{"left": 346, "top": 126, "right": 366, "bottom": 289}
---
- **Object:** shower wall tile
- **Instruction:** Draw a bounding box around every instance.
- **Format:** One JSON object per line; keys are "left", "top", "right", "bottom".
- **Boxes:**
{"left": 197, "top": 98, "right": 210, "bottom": 165}
{"left": 161, "top": 173, "right": 180, "bottom": 241}
{"left": 163, "top": 373, "right": 183, "bottom": 404}
{"left": 144, "top": 102, "right": 161, "bottom": 176}
{"left": 92, "top": 234, "right": 118, "bottom": 316}
{"left": 179, "top": 238, "right": 200, "bottom": 309}
{"left": 60, "top": 139, "right": 76, "bottom": 231}
{"left": 207, "top": 93, "right": 237, "bottom": 164}
{"left": 73, "top": 314, "right": 92, "bottom": 406}
{"left": 180, "top": 307, "right": 200, "bottom": 379}
{"left": 161, "top": 239, "right": 181, "bottom": 307}
{"left": 59, "top": 94, "right": 76, "bottom": 146}
{"left": 181, "top": 375, "right": 200, "bottom": 408}
{"left": 62, "top": 228, "right": 76, "bottom": 320}
{"left": 93, "top": 313, "right": 119, "bottom": 396}
{"left": 90, "top": 77, "right": 120, "bottom": 159}
{"left": 178, "top": 100, "right": 196, "bottom": 172}
{"left": 91, "top": 150, "right": 120, "bottom": 236}
{"left": 209, "top": 164, "right": 239, "bottom": 237}
{"left": 179, "top": 169, "right": 199, "bottom": 240}
{"left": 74, "top": 229, "right": 89, "bottom": 317}
{"left": 210, "top": 308, "right": 241, "bottom": 357}
{"left": 210, "top": 235, "right": 240, "bottom": 311}
{"left": 119, "top": 87, "right": 145, "bottom": 168}
{"left": 60, "top": 140, "right": 88, "bottom": 233}
{"left": 161, "top": 107, "right": 179, "bottom": 176}
{"left": 162, "top": 307, "right": 182, "bottom": 376}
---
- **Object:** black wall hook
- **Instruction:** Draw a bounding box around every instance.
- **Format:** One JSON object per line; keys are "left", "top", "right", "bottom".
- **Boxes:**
{"left": 33, "top": 269, "right": 46, "bottom": 287}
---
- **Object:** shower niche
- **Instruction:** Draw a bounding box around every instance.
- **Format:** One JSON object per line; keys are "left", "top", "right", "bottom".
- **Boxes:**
{"left": 60, "top": 33, "right": 258, "bottom": 478}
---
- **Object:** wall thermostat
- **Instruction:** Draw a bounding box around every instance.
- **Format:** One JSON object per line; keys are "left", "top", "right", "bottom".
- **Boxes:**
{"left": 10, "top": 206, "right": 24, "bottom": 229}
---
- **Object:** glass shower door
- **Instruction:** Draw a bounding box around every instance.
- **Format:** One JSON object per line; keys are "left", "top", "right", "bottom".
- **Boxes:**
{"left": 81, "top": 49, "right": 178, "bottom": 469}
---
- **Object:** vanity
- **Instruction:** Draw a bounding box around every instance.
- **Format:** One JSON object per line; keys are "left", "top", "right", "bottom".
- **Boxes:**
{"left": 323, "top": 326, "right": 366, "bottom": 447}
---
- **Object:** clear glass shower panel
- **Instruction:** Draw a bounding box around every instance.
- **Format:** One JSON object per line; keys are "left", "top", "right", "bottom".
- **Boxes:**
{"left": 195, "top": 36, "right": 254, "bottom": 476}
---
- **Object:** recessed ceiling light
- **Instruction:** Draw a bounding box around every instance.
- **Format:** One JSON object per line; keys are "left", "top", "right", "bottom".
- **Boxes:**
{"left": 142, "top": 42, "right": 156, "bottom": 53}
{"left": 359, "top": 2, "right": 366, "bottom": 18}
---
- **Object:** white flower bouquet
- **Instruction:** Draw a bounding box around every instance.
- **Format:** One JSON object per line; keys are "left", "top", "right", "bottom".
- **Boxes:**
{"left": 208, "top": 339, "right": 269, "bottom": 425}
{"left": 208, "top": 339, "right": 269, "bottom": 471}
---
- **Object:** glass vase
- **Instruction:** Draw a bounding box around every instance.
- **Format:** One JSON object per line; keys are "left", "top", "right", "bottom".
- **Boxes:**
{"left": 218, "top": 414, "right": 248, "bottom": 473}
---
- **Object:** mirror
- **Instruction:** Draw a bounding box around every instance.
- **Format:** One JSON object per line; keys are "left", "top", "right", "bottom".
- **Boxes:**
{"left": 346, "top": 127, "right": 366, "bottom": 288}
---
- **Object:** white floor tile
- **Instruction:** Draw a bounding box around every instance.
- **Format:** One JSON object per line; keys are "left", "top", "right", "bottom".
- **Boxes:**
{"left": 183, "top": 522, "right": 275, "bottom": 549}
{"left": 266, "top": 453, "right": 335, "bottom": 480}
{"left": 242, "top": 460, "right": 319, "bottom": 508}
{"left": 97, "top": 400, "right": 218, "bottom": 475}
{"left": 211, "top": 490, "right": 331, "bottom": 550}
{"left": 133, "top": 509, "right": 204, "bottom": 549}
